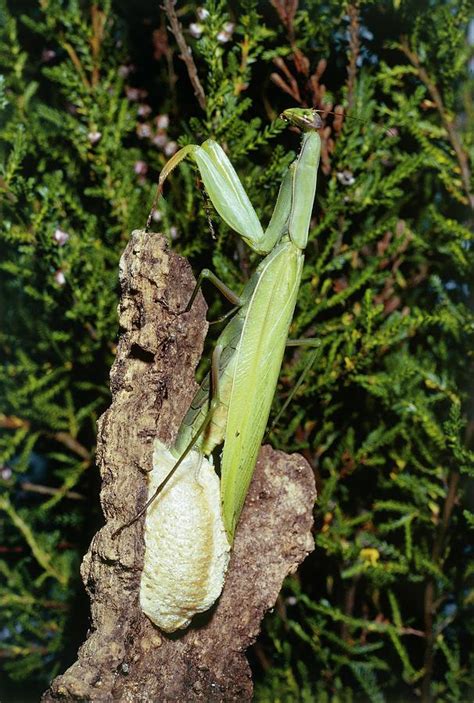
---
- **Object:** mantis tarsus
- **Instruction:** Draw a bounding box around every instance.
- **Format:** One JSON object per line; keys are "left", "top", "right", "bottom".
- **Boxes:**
{"left": 113, "top": 108, "right": 322, "bottom": 632}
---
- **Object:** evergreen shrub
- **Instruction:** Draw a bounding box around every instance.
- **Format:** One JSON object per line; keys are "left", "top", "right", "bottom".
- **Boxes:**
{"left": 0, "top": 1, "right": 473, "bottom": 700}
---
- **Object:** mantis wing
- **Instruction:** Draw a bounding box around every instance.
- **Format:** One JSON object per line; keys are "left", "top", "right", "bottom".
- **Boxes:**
{"left": 220, "top": 240, "right": 304, "bottom": 540}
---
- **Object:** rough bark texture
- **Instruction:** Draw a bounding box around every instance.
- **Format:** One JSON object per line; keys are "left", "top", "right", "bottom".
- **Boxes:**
{"left": 42, "top": 230, "right": 316, "bottom": 702}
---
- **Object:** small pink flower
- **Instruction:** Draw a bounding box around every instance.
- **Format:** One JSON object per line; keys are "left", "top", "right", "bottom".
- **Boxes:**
{"left": 169, "top": 226, "right": 179, "bottom": 240}
{"left": 217, "top": 22, "right": 235, "bottom": 44}
{"left": 54, "top": 270, "right": 66, "bottom": 286}
{"left": 336, "top": 170, "right": 355, "bottom": 186}
{"left": 41, "top": 49, "right": 56, "bottom": 63}
{"left": 189, "top": 22, "right": 203, "bottom": 38}
{"left": 134, "top": 160, "right": 148, "bottom": 176}
{"left": 53, "top": 228, "right": 70, "bottom": 246}
{"left": 164, "top": 141, "right": 178, "bottom": 156}
{"left": 1, "top": 466, "right": 12, "bottom": 480}
{"left": 118, "top": 64, "right": 135, "bottom": 78}
{"left": 152, "top": 132, "right": 167, "bottom": 148}
{"left": 138, "top": 104, "right": 152, "bottom": 118}
{"left": 155, "top": 114, "right": 169, "bottom": 130}
{"left": 87, "top": 130, "right": 102, "bottom": 144}
{"left": 137, "top": 123, "right": 152, "bottom": 138}
{"left": 197, "top": 7, "right": 209, "bottom": 20}
{"left": 126, "top": 87, "right": 140, "bottom": 101}
{"left": 152, "top": 210, "right": 163, "bottom": 222}
{"left": 126, "top": 86, "right": 147, "bottom": 102}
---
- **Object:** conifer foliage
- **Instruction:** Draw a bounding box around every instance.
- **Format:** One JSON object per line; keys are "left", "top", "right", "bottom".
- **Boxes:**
{"left": 1, "top": 1, "right": 473, "bottom": 700}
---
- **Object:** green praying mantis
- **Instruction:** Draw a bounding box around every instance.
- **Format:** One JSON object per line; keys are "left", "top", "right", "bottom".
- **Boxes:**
{"left": 113, "top": 107, "right": 322, "bottom": 632}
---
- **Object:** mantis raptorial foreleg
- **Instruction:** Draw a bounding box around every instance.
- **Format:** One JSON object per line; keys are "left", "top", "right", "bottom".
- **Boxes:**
{"left": 115, "top": 108, "right": 322, "bottom": 632}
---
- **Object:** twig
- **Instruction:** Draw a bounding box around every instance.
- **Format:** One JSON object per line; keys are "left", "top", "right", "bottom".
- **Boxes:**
{"left": 421, "top": 469, "right": 460, "bottom": 703}
{"left": 346, "top": 3, "right": 360, "bottom": 111}
{"left": 162, "top": 0, "right": 206, "bottom": 111}
{"left": 0, "top": 414, "right": 30, "bottom": 430}
{"left": 234, "top": 36, "right": 250, "bottom": 96}
{"left": 270, "top": 0, "right": 309, "bottom": 75}
{"left": 399, "top": 37, "right": 473, "bottom": 209}
{"left": 1, "top": 593, "right": 70, "bottom": 610}
{"left": 50, "top": 431, "right": 91, "bottom": 460}
{"left": 270, "top": 57, "right": 303, "bottom": 104}
{"left": 341, "top": 576, "right": 359, "bottom": 641}
{"left": 20, "top": 481, "right": 85, "bottom": 501}
{"left": 271, "top": 0, "right": 298, "bottom": 44}
{"left": 153, "top": 24, "right": 178, "bottom": 104}
{"left": 0, "top": 418, "right": 92, "bottom": 460}
{"left": 0, "top": 416, "right": 90, "bottom": 463}
{"left": 0, "top": 495, "right": 67, "bottom": 585}
{"left": 0, "top": 644, "right": 50, "bottom": 658}
{"left": 90, "top": 5, "right": 106, "bottom": 87}
{"left": 61, "top": 39, "right": 91, "bottom": 90}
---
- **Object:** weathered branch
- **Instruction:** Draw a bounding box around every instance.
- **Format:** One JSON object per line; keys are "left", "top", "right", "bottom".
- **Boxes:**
{"left": 42, "top": 231, "right": 316, "bottom": 702}
{"left": 163, "top": 0, "right": 207, "bottom": 111}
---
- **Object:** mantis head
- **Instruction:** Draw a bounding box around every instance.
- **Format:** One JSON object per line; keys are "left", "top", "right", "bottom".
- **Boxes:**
{"left": 280, "top": 108, "right": 323, "bottom": 131}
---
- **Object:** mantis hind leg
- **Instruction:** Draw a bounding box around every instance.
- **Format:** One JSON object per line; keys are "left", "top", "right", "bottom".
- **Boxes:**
{"left": 266, "top": 339, "right": 323, "bottom": 440}
{"left": 112, "top": 344, "right": 224, "bottom": 540}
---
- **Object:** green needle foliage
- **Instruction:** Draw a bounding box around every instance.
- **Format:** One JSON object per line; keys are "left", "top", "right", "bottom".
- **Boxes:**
{"left": 1, "top": 0, "right": 473, "bottom": 700}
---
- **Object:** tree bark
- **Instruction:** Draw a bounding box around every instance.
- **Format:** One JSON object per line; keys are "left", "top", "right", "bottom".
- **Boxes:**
{"left": 42, "top": 230, "right": 316, "bottom": 702}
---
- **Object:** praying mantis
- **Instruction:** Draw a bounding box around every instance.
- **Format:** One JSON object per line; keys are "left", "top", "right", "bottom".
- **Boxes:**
{"left": 113, "top": 108, "right": 322, "bottom": 632}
